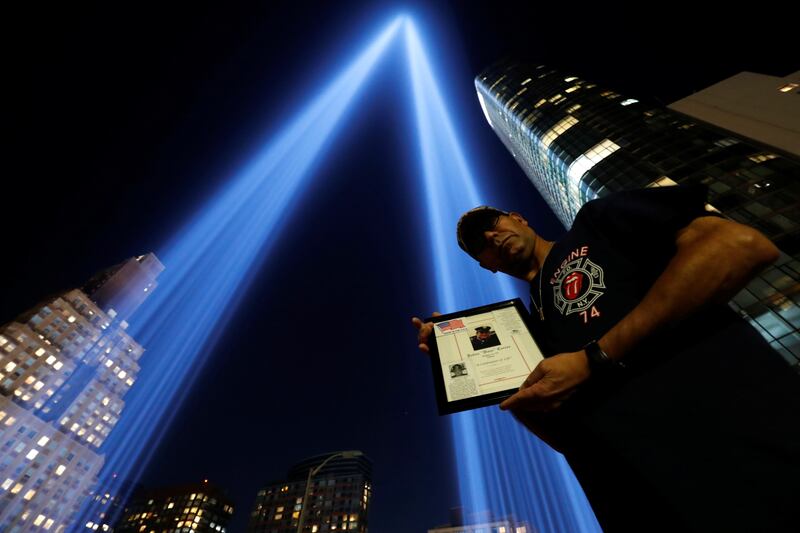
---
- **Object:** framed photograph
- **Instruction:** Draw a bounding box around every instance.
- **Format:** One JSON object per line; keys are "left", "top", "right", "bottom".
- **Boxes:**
{"left": 426, "top": 298, "right": 545, "bottom": 415}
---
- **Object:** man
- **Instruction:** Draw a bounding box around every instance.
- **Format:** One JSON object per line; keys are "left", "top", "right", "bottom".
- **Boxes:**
{"left": 412, "top": 186, "right": 800, "bottom": 531}
{"left": 470, "top": 325, "right": 501, "bottom": 350}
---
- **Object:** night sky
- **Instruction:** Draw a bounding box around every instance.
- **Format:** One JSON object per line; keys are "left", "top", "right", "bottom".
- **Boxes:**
{"left": 5, "top": 2, "right": 796, "bottom": 532}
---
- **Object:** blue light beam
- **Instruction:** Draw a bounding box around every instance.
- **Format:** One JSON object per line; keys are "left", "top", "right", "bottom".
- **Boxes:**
{"left": 403, "top": 18, "right": 601, "bottom": 532}
{"left": 73, "top": 16, "right": 402, "bottom": 530}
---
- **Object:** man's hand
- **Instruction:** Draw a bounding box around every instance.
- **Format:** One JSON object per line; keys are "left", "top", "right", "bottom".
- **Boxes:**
{"left": 500, "top": 351, "right": 591, "bottom": 412}
{"left": 411, "top": 313, "right": 441, "bottom": 353}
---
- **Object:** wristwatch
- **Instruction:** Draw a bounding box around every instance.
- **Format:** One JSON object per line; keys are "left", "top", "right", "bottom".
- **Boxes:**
{"left": 583, "top": 340, "right": 625, "bottom": 375}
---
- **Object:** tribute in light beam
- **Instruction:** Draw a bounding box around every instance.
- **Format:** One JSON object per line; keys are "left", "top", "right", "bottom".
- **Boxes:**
{"left": 403, "top": 18, "right": 601, "bottom": 532}
{"left": 73, "top": 16, "right": 402, "bottom": 530}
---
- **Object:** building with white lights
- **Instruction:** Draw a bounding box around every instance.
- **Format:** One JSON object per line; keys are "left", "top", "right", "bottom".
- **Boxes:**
{"left": 428, "top": 508, "right": 533, "bottom": 533}
{"left": 475, "top": 62, "right": 800, "bottom": 370}
{"left": 247, "top": 452, "right": 372, "bottom": 533}
{"left": 0, "top": 253, "right": 163, "bottom": 531}
{"left": 113, "top": 481, "right": 234, "bottom": 533}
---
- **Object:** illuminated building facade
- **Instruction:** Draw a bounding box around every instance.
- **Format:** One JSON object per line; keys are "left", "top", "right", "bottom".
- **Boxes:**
{"left": 0, "top": 254, "right": 163, "bottom": 531}
{"left": 428, "top": 508, "right": 533, "bottom": 533}
{"left": 114, "top": 481, "right": 234, "bottom": 533}
{"left": 247, "top": 452, "right": 372, "bottom": 533}
{"left": 668, "top": 70, "right": 799, "bottom": 158}
{"left": 475, "top": 61, "right": 800, "bottom": 370}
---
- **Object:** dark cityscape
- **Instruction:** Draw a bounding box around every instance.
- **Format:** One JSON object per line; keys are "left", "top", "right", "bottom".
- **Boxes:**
{"left": 3, "top": 2, "right": 798, "bottom": 532}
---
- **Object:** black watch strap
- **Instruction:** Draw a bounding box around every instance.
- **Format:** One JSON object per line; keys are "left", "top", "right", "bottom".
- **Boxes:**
{"left": 584, "top": 340, "right": 624, "bottom": 375}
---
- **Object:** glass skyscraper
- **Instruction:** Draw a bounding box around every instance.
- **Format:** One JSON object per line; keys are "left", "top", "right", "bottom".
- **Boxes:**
{"left": 0, "top": 254, "right": 163, "bottom": 531}
{"left": 475, "top": 61, "right": 800, "bottom": 370}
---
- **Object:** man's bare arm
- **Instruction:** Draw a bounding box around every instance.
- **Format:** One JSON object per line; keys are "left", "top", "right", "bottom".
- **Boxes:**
{"left": 501, "top": 216, "right": 779, "bottom": 412}
{"left": 599, "top": 216, "right": 779, "bottom": 361}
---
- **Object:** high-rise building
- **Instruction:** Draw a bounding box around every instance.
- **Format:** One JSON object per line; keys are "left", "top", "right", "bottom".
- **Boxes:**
{"left": 247, "top": 452, "right": 372, "bottom": 533}
{"left": 0, "top": 253, "right": 163, "bottom": 532}
{"left": 113, "top": 480, "right": 234, "bottom": 533}
{"left": 474, "top": 61, "right": 800, "bottom": 370}
{"left": 668, "top": 70, "right": 799, "bottom": 157}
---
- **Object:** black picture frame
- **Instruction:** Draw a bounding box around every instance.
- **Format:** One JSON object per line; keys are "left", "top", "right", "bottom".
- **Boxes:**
{"left": 425, "top": 298, "right": 543, "bottom": 416}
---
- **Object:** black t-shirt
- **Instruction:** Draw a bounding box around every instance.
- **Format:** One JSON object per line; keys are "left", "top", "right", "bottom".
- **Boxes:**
{"left": 526, "top": 186, "right": 800, "bottom": 532}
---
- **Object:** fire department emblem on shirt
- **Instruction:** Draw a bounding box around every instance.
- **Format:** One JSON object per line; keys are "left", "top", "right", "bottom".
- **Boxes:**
{"left": 552, "top": 257, "right": 606, "bottom": 316}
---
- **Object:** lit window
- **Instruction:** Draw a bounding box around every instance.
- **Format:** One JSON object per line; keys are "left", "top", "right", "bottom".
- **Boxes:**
{"left": 34, "top": 515, "right": 46, "bottom": 526}
{"left": 46, "top": 355, "right": 57, "bottom": 365}
{"left": 44, "top": 518, "right": 55, "bottom": 529}
{"left": 748, "top": 153, "right": 779, "bottom": 163}
{"left": 778, "top": 83, "right": 798, "bottom": 93}
{"left": 24, "top": 489, "right": 36, "bottom": 500}
{"left": 564, "top": 76, "right": 578, "bottom": 82}
{"left": 34, "top": 381, "right": 44, "bottom": 391}
{"left": 620, "top": 98, "right": 638, "bottom": 106}
{"left": 37, "top": 436, "right": 49, "bottom": 446}
{"left": 292, "top": 511, "right": 300, "bottom": 519}
{"left": 476, "top": 92, "right": 493, "bottom": 128}
{"left": 53, "top": 362, "right": 63, "bottom": 370}
{"left": 26, "top": 449, "right": 39, "bottom": 460}
{"left": 11, "top": 483, "right": 23, "bottom": 494}
{"left": 540, "top": 116, "right": 578, "bottom": 149}
{"left": 534, "top": 98, "right": 547, "bottom": 108}
{"left": 567, "top": 139, "right": 621, "bottom": 198}
{"left": 55, "top": 465, "right": 67, "bottom": 476}
{"left": 648, "top": 176, "right": 677, "bottom": 188}
{"left": 105, "top": 360, "right": 114, "bottom": 368}
{"left": 0, "top": 336, "right": 6, "bottom": 346}
{"left": 117, "top": 370, "right": 127, "bottom": 379}
{"left": 565, "top": 85, "right": 580, "bottom": 93}
{"left": 5, "top": 416, "right": 15, "bottom": 426}
{"left": 1, "top": 478, "right": 13, "bottom": 490}
{"left": 4, "top": 362, "right": 16, "bottom": 372}
{"left": 521, "top": 77, "right": 532, "bottom": 85}
{"left": 566, "top": 104, "right": 581, "bottom": 114}
{"left": 35, "top": 348, "right": 46, "bottom": 356}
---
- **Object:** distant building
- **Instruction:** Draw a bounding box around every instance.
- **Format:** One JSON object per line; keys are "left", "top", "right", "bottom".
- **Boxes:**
{"left": 82, "top": 475, "right": 141, "bottom": 533}
{"left": 0, "top": 254, "right": 163, "bottom": 531}
{"left": 113, "top": 481, "right": 234, "bottom": 533}
{"left": 247, "top": 452, "right": 372, "bottom": 533}
{"left": 428, "top": 508, "right": 533, "bottom": 533}
{"left": 475, "top": 61, "right": 800, "bottom": 370}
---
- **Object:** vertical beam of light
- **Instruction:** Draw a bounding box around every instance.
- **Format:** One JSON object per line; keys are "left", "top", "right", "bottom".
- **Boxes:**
{"left": 72, "top": 17, "right": 403, "bottom": 530}
{"left": 403, "top": 19, "right": 601, "bottom": 532}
